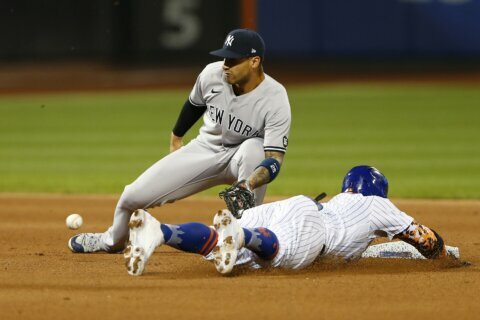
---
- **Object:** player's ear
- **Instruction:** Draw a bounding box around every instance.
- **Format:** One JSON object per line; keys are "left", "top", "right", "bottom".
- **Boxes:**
{"left": 250, "top": 56, "right": 261, "bottom": 69}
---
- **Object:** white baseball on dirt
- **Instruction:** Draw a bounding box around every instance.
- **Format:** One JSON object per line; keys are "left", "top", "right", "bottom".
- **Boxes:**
{"left": 66, "top": 213, "right": 83, "bottom": 230}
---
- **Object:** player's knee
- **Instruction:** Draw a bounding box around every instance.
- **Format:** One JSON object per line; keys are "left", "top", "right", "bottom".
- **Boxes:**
{"left": 117, "top": 184, "right": 145, "bottom": 212}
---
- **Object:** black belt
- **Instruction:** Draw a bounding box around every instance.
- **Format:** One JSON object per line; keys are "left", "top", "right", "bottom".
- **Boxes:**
{"left": 319, "top": 244, "right": 326, "bottom": 256}
{"left": 314, "top": 192, "right": 327, "bottom": 202}
{"left": 314, "top": 192, "right": 327, "bottom": 256}
{"left": 314, "top": 192, "right": 326, "bottom": 211}
{"left": 308, "top": 192, "right": 327, "bottom": 210}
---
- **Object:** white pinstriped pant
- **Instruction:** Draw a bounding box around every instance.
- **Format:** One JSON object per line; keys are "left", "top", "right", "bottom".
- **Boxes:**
{"left": 237, "top": 195, "right": 327, "bottom": 269}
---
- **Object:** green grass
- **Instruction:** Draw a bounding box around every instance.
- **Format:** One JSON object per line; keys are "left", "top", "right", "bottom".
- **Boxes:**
{"left": 1, "top": 83, "right": 479, "bottom": 198}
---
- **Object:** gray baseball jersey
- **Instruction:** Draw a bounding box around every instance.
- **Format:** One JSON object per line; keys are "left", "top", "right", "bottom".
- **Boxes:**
{"left": 189, "top": 61, "right": 291, "bottom": 152}
{"left": 100, "top": 61, "right": 292, "bottom": 251}
{"left": 235, "top": 193, "right": 414, "bottom": 269}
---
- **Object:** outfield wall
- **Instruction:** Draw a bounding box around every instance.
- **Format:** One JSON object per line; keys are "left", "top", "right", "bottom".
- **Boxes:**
{"left": 258, "top": 0, "right": 480, "bottom": 58}
{"left": 1, "top": 0, "right": 479, "bottom": 64}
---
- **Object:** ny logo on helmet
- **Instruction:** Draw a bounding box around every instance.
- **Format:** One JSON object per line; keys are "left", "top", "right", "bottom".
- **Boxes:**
{"left": 225, "top": 35, "right": 234, "bottom": 46}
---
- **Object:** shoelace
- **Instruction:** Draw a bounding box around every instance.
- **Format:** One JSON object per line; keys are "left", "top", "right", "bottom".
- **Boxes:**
{"left": 81, "top": 234, "right": 101, "bottom": 250}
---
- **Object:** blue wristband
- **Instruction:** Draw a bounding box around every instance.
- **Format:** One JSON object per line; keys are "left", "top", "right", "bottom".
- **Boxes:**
{"left": 257, "top": 158, "right": 281, "bottom": 182}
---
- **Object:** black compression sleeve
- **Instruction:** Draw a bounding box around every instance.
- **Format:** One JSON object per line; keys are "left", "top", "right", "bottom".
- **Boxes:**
{"left": 172, "top": 100, "right": 207, "bottom": 137}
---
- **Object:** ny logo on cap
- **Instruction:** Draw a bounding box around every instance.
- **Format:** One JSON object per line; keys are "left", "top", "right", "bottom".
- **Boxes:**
{"left": 225, "top": 35, "right": 234, "bottom": 47}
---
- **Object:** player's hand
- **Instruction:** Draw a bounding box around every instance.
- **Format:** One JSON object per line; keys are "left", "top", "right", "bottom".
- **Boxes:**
{"left": 236, "top": 179, "right": 254, "bottom": 191}
{"left": 219, "top": 180, "right": 255, "bottom": 219}
{"left": 170, "top": 132, "right": 184, "bottom": 153}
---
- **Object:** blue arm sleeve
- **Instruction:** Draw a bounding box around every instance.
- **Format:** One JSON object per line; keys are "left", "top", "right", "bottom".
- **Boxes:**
{"left": 256, "top": 158, "right": 281, "bottom": 183}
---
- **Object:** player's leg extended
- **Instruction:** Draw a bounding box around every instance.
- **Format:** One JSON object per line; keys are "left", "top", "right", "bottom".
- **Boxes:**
{"left": 125, "top": 208, "right": 281, "bottom": 276}
{"left": 70, "top": 140, "right": 232, "bottom": 253}
{"left": 161, "top": 223, "right": 218, "bottom": 256}
{"left": 228, "top": 137, "right": 267, "bottom": 205}
{"left": 125, "top": 209, "right": 278, "bottom": 276}
{"left": 125, "top": 210, "right": 218, "bottom": 276}
{"left": 105, "top": 141, "right": 233, "bottom": 252}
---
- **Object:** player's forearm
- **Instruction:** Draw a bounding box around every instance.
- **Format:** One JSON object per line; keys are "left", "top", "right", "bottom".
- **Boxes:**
{"left": 247, "top": 151, "right": 284, "bottom": 190}
{"left": 247, "top": 167, "right": 270, "bottom": 190}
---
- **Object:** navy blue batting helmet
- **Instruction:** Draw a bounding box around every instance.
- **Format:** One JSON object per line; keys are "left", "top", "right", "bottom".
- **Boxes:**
{"left": 341, "top": 166, "right": 389, "bottom": 198}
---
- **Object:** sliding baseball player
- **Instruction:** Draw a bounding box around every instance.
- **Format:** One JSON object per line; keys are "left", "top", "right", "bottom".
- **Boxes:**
{"left": 124, "top": 165, "right": 456, "bottom": 276}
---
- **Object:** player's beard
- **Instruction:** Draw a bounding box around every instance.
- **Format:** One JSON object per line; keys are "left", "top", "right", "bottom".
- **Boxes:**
{"left": 225, "top": 71, "right": 250, "bottom": 86}
{"left": 224, "top": 72, "right": 235, "bottom": 84}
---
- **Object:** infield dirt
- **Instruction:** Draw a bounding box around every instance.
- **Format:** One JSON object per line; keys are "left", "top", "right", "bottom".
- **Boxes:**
{"left": 0, "top": 194, "right": 479, "bottom": 320}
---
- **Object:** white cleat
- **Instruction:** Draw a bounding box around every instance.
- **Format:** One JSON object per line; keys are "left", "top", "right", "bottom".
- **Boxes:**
{"left": 68, "top": 233, "right": 105, "bottom": 253}
{"left": 212, "top": 209, "right": 245, "bottom": 275}
{"left": 124, "top": 209, "right": 164, "bottom": 276}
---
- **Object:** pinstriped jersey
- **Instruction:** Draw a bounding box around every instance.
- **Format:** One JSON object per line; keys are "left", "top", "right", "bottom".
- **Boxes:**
{"left": 320, "top": 193, "right": 414, "bottom": 260}
{"left": 189, "top": 61, "right": 291, "bottom": 153}
{"left": 234, "top": 193, "right": 413, "bottom": 269}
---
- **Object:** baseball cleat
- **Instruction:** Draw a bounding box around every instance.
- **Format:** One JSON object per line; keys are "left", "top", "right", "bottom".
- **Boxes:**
{"left": 68, "top": 233, "right": 105, "bottom": 253}
{"left": 124, "top": 209, "right": 164, "bottom": 276}
{"left": 212, "top": 209, "right": 245, "bottom": 275}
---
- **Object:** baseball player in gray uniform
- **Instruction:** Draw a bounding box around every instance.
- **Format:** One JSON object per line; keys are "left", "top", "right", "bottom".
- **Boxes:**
{"left": 69, "top": 29, "right": 291, "bottom": 254}
{"left": 124, "top": 166, "right": 452, "bottom": 276}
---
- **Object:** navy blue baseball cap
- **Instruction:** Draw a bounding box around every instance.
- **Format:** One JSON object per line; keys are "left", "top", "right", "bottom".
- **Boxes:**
{"left": 210, "top": 29, "right": 265, "bottom": 61}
